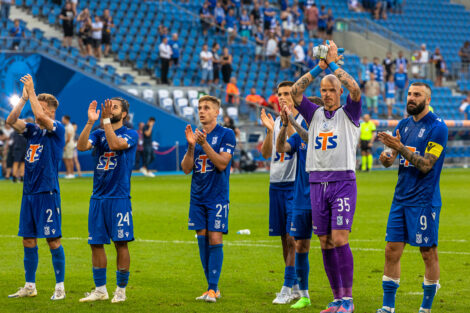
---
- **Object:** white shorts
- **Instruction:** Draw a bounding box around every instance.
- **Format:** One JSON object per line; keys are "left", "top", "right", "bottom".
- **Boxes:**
{"left": 294, "top": 24, "right": 305, "bottom": 33}
{"left": 63, "top": 144, "right": 74, "bottom": 159}
{"left": 386, "top": 98, "right": 395, "bottom": 106}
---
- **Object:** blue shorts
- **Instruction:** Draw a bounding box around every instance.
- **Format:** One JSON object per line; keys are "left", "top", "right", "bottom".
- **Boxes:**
{"left": 269, "top": 186, "right": 294, "bottom": 236}
{"left": 188, "top": 201, "right": 229, "bottom": 234}
{"left": 19, "top": 192, "right": 62, "bottom": 238}
{"left": 88, "top": 198, "right": 134, "bottom": 245}
{"left": 290, "top": 210, "right": 312, "bottom": 240}
{"left": 386, "top": 203, "right": 441, "bottom": 247}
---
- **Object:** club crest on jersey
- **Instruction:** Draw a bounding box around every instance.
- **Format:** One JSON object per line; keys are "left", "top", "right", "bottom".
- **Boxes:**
{"left": 212, "top": 136, "right": 218, "bottom": 145}
{"left": 97, "top": 152, "right": 118, "bottom": 170}
{"left": 416, "top": 233, "right": 422, "bottom": 244}
{"left": 418, "top": 128, "right": 426, "bottom": 138}
{"left": 315, "top": 132, "right": 338, "bottom": 151}
{"left": 195, "top": 155, "right": 215, "bottom": 173}
{"left": 25, "top": 144, "right": 43, "bottom": 163}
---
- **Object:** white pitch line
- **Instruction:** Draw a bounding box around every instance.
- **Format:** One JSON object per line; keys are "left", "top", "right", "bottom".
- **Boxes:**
{"left": 0, "top": 234, "right": 469, "bottom": 255}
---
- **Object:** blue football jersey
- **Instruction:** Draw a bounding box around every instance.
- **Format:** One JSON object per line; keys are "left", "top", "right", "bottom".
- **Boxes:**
{"left": 393, "top": 112, "right": 448, "bottom": 207}
{"left": 287, "top": 132, "right": 310, "bottom": 211}
{"left": 22, "top": 121, "right": 65, "bottom": 195}
{"left": 190, "top": 125, "right": 236, "bottom": 204}
{"left": 89, "top": 126, "right": 138, "bottom": 199}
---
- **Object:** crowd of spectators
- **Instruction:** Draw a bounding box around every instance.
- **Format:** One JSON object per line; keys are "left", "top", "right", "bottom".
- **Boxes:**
{"left": 357, "top": 0, "right": 405, "bottom": 19}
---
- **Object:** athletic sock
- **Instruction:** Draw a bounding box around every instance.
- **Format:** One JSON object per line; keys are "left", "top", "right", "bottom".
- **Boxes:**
{"left": 24, "top": 246, "right": 39, "bottom": 285}
{"left": 295, "top": 252, "right": 309, "bottom": 293}
{"left": 421, "top": 278, "right": 439, "bottom": 310}
{"left": 92, "top": 267, "right": 107, "bottom": 289}
{"left": 336, "top": 244, "right": 354, "bottom": 298}
{"left": 361, "top": 156, "right": 367, "bottom": 171}
{"left": 283, "top": 266, "right": 297, "bottom": 288}
{"left": 367, "top": 154, "right": 373, "bottom": 170}
{"left": 50, "top": 246, "right": 65, "bottom": 284}
{"left": 197, "top": 235, "right": 210, "bottom": 285}
{"left": 208, "top": 244, "right": 223, "bottom": 291}
{"left": 382, "top": 276, "right": 400, "bottom": 312}
{"left": 116, "top": 270, "right": 130, "bottom": 288}
{"left": 321, "top": 248, "right": 343, "bottom": 299}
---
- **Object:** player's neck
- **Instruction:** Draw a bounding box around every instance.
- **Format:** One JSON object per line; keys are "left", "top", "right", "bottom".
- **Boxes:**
{"left": 202, "top": 121, "right": 217, "bottom": 134}
{"left": 411, "top": 107, "right": 430, "bottom": 122}
{"left": 111, "top": 120, "right": 123, "bottom": 130}
{"left": 291, "top": 106, "right": 299, "bottom": 116}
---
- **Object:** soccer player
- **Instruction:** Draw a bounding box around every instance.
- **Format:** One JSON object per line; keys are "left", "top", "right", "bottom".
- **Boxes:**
{"left": 6, "top": 75, "right": 66, "bottom": 300}
{"left": 290, "top": 40, "right": 362, "bottom": 313}
{"left": 76, "top": 98, "right": 138, "bottom": 303}
{"left": 376, "top": 82, "right": 448, "bottom": 313}
{"left": 181, "top": 95, "right": 236, "bottom": 303}
{"left": 359, "top": 114, "right": 376, "bottom": 171}
{"left": 260, "top": 81, "right": 305, "bottom": 304}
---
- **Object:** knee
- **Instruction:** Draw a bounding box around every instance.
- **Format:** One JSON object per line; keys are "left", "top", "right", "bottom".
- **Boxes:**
{"left": 296, "top": 240, "right": 310, "bottom": 253}
{"left": 22, "top": 238, "right": 37, "bottom": 248}
{"left": 385, "top": 245, "right": 402, "bottom": 262}
{"left": 91, "top": 244, "right": 104, "bottom": 251}
{"left": 114, "top": 241, "right": 128, "bottom": 250}
{"left": 46, "top": 238, "right": 61, "bottom": 249}
{"left": 420, "top": 247, "right": 438, "bottom": 264}
{"left": 318, "top": 235, "right": 334, "bottom": 249}
{"left": 208, "top": 232, "right": 223, "bottom": 245}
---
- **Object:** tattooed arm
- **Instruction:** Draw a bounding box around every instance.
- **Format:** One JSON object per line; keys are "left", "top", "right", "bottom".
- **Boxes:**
{"left": 334, "top": 68, "right": 361, "bottom": 102}
{"left": 397, "top": 146, "right": 439, "bottom": 174}
{"left": 288, "top": 114, "right": 308, "bottom": 142}
{"left": 291, "top": 60, "right": 329, "bottom": 106}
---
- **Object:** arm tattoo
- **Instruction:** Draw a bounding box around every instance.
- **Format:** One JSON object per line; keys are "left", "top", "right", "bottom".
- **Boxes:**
{"left": 276, "top": 124, "right": 289, "bottom": 153}
{"left": 335, "top": 68, "right": 361, "bottom": 100}
{"left": 288, "top": 114, "right": 308, "bottom": 142}
{"left": 291, "top": 73, "right": 313, "bottom": 105}
{"left": 398, "top": 146, "right": 439, "bottom": 173}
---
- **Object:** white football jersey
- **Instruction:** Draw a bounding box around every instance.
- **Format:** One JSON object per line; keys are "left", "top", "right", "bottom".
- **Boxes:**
{"left": 306, "top": 107, "right": 360, "bottom": 172}
{"left": 270, "top": 115, "right": 305, "bottom": 183}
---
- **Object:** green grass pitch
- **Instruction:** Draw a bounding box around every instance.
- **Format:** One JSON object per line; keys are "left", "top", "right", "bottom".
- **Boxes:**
{"left": 0, "top": 169, "right": 469, "bottom": 312}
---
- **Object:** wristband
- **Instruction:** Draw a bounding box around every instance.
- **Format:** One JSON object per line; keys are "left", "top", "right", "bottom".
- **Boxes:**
{"left": 328, "top": 62, "right": 339, "bottom": 72}
{"left": 103, "top": 118, "right": 111, "bottom": 125}
{"left": 309, "top": 65, "right": 322, "bottom": 78}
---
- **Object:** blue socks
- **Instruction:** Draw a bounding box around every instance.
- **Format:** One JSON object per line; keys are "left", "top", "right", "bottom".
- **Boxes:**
{"left": 116, "top": 270, "right": 130, "bottom": 288}
{"left": 382, "top": 279, "right": 399, "bottom": 310}
{"left": 208, "top": 244, "right": 223, "bottom": 291}
{"left": 284, "top": 266, "right": 297, "bottom": 288}
{"left": 93, "top": 267, "right": 107, "bottom": 287}
{"left": 295, "top": 252, "right": 309, "bottom": 291}
{"left": 197, "top": 235, "right": 209, "bottom": 283}
{"left": 421, "top": 283, "right": 438, "bottom": 309}
{"left": 50, "top": 246, "right": 65, "bottom": 283}
{"left": 24, "top": 246, "right": 39, "bottom": 283}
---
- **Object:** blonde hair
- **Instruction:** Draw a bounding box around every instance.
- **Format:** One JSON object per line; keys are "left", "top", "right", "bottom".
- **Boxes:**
{"left": 198, "top": 95, "right": 221, "bottom": 108}
{"left": 37, "top": 93, "right": 59, "bottom": 110}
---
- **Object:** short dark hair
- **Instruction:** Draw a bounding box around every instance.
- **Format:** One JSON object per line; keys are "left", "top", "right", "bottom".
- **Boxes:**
{"left": 149, "top": 117, "right": 156, "bottom": 122}
{"left": 277, "top": 81, "right": 295, "bottom": 92}
{"left": 410, "top": 82, "right": 432, "bottom": 96}
{"left": 307, "top": 96, "right": 324, "bottom": 106}
{"left": 63, "top": 115, "right": 71, "bottom": 121}
{"left": 112, "top": 97, "right": 129, "bottom": 119}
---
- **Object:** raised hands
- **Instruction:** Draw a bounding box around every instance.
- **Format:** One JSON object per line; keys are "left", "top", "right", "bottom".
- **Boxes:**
{"left": 185, "top": 125, "right": 196, "bottom": 147}
{"left": 20, "top": 74, "right": 35, "bottom": 94}
{"left": 378, "top": 129, "right": 402, "bottom": 151}
{"left": 195, "top": 129, "right": 207, "bottom": 146}
{"left": 260, "top": 108, "right": 275, "bottom": 132}
{"left": 101, "top": 99, "right": 113, "bottom": 119}
{"left": 280, "top": 105, "right": 289, "bottom": 125}
{"left": 88, "top": 100, "right": 100, "bottom": 122}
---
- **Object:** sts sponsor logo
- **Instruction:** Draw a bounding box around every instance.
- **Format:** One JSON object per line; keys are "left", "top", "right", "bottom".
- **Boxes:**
{"left": 399, "top": 146, "right": 419, "bottom": 167}
{"left": 274, "top": 151, "right": 293, "bottom": 163}
{"left": 25, "top": 144, "right": 43, "bottom": 163}
{"left": 315, "top": 132, "right": 338, "bottom": 150}
{"left": 195, "top": 155, "right": 215, "bottom": 173}
{"left": 97, "top": 152, "right": 118, "bottom": 170}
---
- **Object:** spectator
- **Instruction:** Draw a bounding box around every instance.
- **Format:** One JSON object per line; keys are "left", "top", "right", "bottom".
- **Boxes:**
{"left": 223, "top": 115, "right": 240, "bottom": 139}
{"left": 226, "top": 77, "right": 240, "bottom": 105}
{"left": 200, "top": 43, "right": 213, "bottom": 85}
{"left": 382, "top": 51, "right": 393, "bottom": 82}
{"left": 278, "top": 35, "right": 292, "bottom": 70}
{"left": 101, "top": 9, "right": 114, "bottom": 57}
{"left": 250, "top": 1, "right": 262, "bottom": 28}
{"left": 207, "top": 0, "right": 216, "bottom": 13}
{"left": 317, "top": 5, "right": 327, "bottom": 40}
{"left": 326, "top": 8, "right": 335, "bottom": 40}
{"left": 199, "top": 1, "right": 213, "bottom": 36}
{"left": 359, "top": 56, "right": 370, "bottom": 90}
{"left": 254, "top": 25, "right": 265, "bottom": 62}
{"left": 385, "top": 75, "right": 395, "bottom": 119}
{"left": 305, "top": 3, "right": 319, "bottom": 38}
{"left": 169, "top": 33, "right": 180, "bottom": 66}
{"left": 394, "top": 64, "right": 408, "bottom": 104}
{"left": 374, "top": 0, "right": 387, "bottom": 20}
{"left": 62, "top": 115, "right": 75, "bottom": 179}
{"left": 304, "top": 0, "right": 315, "bottom": 9}
{"left": 268, "top": 87, "right": 280, "bottom": 112}
{"left": 305, "top": 41, "right": 318, "bottom": 70}
{"left": 220, "top": 47, "right": 233, "bottom": 84}
{"left": 158, "top": 24, "right": 168, "bottom": 41}
{"left": 77, "top": 8, "right": 92, "bottom": 56}
{"left": 226, "top": 8, "right": 237, "bottom": 44}
{"left": 142, "top": 117, "right": 156, "bottom": 177}
{"left": 245, "top": 87, "right": 267, "bottom": 109}
{"left": 459, "top": 41, "right": 470, "bottom": 74}
{"left": 232, "top": 0, "right": 242, "bottom": 18}
{"left": 239, "top": 8, "right": 251, "bottom": 44}
{"left": 10, "top": 130, "right": 27, "bottom": 183}
{"left": 369, "top": 57, "right": 385, "bottom": 99}
{"left": 364, "top": 72, "right": 380, "bottom": 115}
{"left": 135, "top": 122, "right": 145, "bottom": 170}
{"left": 9, "top": 19, "right": 24, "bottom": 50}
{"left": 159, "top": 36, "right": 172, "bottom": 84}
{"left": 262, "top": 1, "right": 276, "bottom": 32}
{"left": 59, "top": 1, "right": 75, "bottom": 48}
{"left": 90, "top": 15, "right": 103, "bottom": 59}
{"left": 418, "top": 43, "right": 430, "bottom": 79}
{"left": 292, "top": 3, "right": 304, "bottom": 39}
{"left": 266, "top": 32, "right": 277, "bottom": 61}
{"left": 0, "top": 0, "right": 14, "bottom": 22}
{"left": 212, "top": 43, "right": 221, "bottom": 85}
{"left": 72, "top": 123, "right": 82, "bottom": 177}
{"left": 214, "top": 2, "right": 226, "bottom": 33}
{"left": 1, "top": 123, "right": 13, "bottom": 179}
{"left": 394, "top": 50, "right": 408, "bottom": 73}
{"left": 431, "top": 47, "right": 445, "bottom": 87}
{"left": 459, "top": 92, "right": 470, "bottom": 120}
{"left": 394, "top": 0, "right": 404, "bottom": 13}
{"left": 70, "top": 0, "right": 77, "bottom": 14}
{"left": 348, "top": 0, "right": 362, "bottom": 12}
{"left": 281, "top": 7, "right": 294, "bottom": 38}
{"left": 293, "top": 39, "right": 306, "bottom": 76}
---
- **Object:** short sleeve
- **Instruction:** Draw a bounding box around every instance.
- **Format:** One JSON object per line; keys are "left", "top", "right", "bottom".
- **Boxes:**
{"left": 122, "top": 130, "right": 139, "bottom": 149}
{"left": 22, "top": 123, "right": 39, "bottom": 139}
{"left": 89, "top": 130, "right": 101, "bottom": 147}
{"left": 219, "top": 129, "right": 236, "bottom": 155}
{"left": 425, "top": 123, "right": 448, "bottom": 158}
{"left": 50, "top": 121, "right": 66, "bottom": 149}
{"left": 297, "top": 95, "right": 320, "bottom": 125}
{"left": 371, "top": 123, "right": 377, "bottom": 132}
